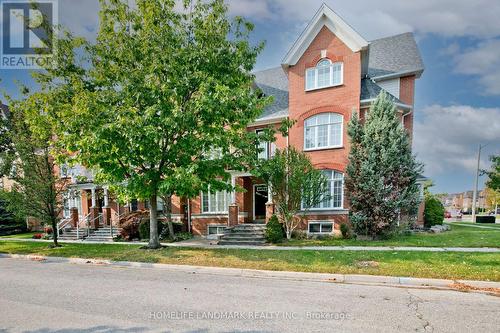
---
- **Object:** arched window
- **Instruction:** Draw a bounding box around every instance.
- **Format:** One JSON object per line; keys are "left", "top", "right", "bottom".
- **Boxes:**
{"left": 303, "top": 170, "right": 344, "bottom": 210}
{"left": 304, "top": 113, "right": 343, "bottom": 150}
{"left": 305, "top": 59, "right": 343, "bottom": 90}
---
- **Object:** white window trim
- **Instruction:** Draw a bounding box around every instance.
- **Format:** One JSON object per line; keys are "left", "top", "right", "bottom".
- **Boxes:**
{"left": 303, "top": 114, "right": 344, "bottom": 151}
{"left": 201, "top": 188, "right": 229, "bottom": 214}
{"left": 256, "top": 129, "right": 270, "bottom": 160}
{"left": 307, "top": 221, "right": 335, "bottom": 235}
{"left": 302, "top": 171, "right": 344, "bottom": 211}
{"left": 305, "top": 61, "right": 344, "bottom": 91}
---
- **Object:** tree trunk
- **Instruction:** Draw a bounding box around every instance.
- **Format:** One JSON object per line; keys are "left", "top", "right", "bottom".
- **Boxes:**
{"left": 164, "top": 194, "right": 174, "bottom": 240}
{"left": 51, "top": 217, "right": 59, "bottom": 247}
{"left": 148, "top": 193, "right": 161, "bottom": 249}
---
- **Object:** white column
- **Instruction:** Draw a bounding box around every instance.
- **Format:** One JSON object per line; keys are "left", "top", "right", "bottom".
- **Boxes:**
{"left": 231, "top": 174, "right": 236, "bottom": 204}
{"left": 104, "top": 188, "right": 109, "bottom": 207}
{"left": 91, "top": 188, "right": 96, "bottom": 207}
{"left": 267, "top": 183, "right": 273, "bottom": 204}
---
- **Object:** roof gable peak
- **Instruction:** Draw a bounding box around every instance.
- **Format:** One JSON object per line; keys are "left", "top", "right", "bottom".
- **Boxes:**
{"left": 282, "top": 3, "right": 368, "bottom": 67}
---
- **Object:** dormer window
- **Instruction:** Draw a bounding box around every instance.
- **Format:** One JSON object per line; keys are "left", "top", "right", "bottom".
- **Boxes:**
{"left": 305, "top": 59, "right": 343, "bottom": 91}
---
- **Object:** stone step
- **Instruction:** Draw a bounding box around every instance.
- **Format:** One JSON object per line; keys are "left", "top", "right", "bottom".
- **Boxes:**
{"left": 218, "top": 240, "right": 266, "bottom": 246}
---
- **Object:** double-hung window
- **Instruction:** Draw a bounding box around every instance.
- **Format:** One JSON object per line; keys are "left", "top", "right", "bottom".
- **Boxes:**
{"left": 201, "top": 189, "right": 229, "bottom": 213}
{"left": 305, "top": 59, "right": 343, "bottom": 91}
{"left": 304, "top": 113, "right": 343, "bottom": 150}
{"left": 304, "top": 170, "right": 344, "bottom": 210}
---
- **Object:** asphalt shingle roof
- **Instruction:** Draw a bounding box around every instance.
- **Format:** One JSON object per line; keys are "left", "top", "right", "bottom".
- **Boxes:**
{"left": 0, "top": 103, "right": 9, "bottom": 118}
{"left": 368, "top": 32, "right": 424, "bottom": 79}
{"left": 253, "top": 67, "right": 289, "bottom": 121}
{"left": 360, "top": 79, "right": 407, "bottom": 105}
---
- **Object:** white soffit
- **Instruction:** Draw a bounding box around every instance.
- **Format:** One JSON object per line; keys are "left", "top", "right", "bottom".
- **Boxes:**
{"left": 282, "top": 3, "right": 368, "bottom": 67}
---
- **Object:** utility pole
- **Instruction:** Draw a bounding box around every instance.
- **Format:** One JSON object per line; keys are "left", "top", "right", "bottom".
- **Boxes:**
{"left": 472, "top": 143, "right": 488, "bottom": 223}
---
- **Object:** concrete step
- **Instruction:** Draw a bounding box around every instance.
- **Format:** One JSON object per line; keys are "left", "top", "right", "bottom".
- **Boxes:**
{"left": 222, "top": 233, "right": 265, "bottom": 238}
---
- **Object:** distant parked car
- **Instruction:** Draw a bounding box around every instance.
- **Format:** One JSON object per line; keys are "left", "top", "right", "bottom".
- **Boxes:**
{"left": 444, "top": 211, "right": 452, "bottom": 218}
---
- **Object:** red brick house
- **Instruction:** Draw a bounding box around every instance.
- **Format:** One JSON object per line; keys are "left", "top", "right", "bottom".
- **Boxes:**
{"left": 59, "top": 4, "right": 425, "bottom": 240}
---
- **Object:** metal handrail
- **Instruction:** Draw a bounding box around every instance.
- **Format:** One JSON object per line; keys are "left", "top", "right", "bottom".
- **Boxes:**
{"left": 56, "top": 218, "right": 72, "bottom": 239}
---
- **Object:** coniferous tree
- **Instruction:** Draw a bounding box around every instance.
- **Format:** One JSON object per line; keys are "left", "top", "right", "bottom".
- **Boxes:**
{"left": 346, "top": 92, "right": 423, "bottom": 238}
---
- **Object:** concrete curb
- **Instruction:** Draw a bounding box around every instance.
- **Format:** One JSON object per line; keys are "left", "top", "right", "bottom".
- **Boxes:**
{"left": 1, "top": 253, "right": 499, "bottom": 293}
{"left": 1, "top": 238, "right": 499, "bottom": 253}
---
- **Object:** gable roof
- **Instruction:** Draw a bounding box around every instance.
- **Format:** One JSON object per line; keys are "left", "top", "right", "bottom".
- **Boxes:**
{"left": 368, "top": 32, "right": 424, "bottom": 79}
{"left": 253, "top": 67, "right": 289, "bottom": 123}
{"left": 282, "top": 3, "right": 368, "bottom": 67}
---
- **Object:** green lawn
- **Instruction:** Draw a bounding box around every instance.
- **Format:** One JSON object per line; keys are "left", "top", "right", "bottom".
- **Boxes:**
{"left": 0, "top": 232, "right": 39, "bottom": 239}
{"left": 0, "top": 241, "right": 499, "bottom": 281}
{"left": 280, "top": 224, "right": 500, "bottom": 248}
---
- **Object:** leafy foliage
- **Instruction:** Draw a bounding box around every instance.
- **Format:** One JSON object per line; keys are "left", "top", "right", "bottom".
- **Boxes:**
{"left": 345, "top": 92, "right": 423, "bottom": 239}
{"left": 0, "top": 99, "right": 66, "bottom": 246}
{"left": 340, "top": 223, "right": 353, "bottom": 239}
{"left": 484, "top": 155, "right": 500, "bottom": 192}
{"left": 424, "top": 195, "right": 445, "bottom": 227}
{"left": 256, "top": 147, "right": 328, "bottom": 239}
{"left": 31, "top": 0, "right": 269, "bottom": 248}
{"left": 265, "top": 214, "right": 284, "bottom": 243}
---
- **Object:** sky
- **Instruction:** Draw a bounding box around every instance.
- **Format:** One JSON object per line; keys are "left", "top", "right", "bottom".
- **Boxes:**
{"left": 0, "top": 0, "right": 499, "bottom": 194}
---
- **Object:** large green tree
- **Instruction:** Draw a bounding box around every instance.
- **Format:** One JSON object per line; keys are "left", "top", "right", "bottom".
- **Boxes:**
{"left": 345, "top": 92, "right": 423, "bottom": 238}
{"left": 0, "top": 97, "right": 66, "bottom": 247}
{"left": 256, "top": 147, "right": 328, "bottom": 240}
{"left": 38, "top": 0, "right": 269, "bottom": 248}
{"left": 484, "top": 155, "right": 500, "bottom": 192}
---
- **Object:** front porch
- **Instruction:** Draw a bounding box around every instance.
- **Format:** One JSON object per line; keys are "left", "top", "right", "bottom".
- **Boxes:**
{"left": 190, "top": 173, "right": 275, "bottom": 237}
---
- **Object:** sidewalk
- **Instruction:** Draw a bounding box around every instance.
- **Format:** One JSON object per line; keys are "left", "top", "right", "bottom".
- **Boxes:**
{"left": 1, "top": 253, "right": 499, "bottom": 294}
{"left": 1, "top": 237, "right": 499, "bottom": 252}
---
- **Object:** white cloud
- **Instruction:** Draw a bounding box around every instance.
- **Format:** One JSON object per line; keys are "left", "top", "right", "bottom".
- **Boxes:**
{"left": 228, "top": 0, "right": 500, "bottom": 40}
{"left": 413, "top": 105, "right": 500, "bottom": 176}
{"left": 452, "top": 39, "right": 500, "bottom": 95}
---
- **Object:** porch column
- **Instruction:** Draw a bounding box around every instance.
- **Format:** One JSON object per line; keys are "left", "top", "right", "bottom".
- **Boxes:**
{"left": 228, "top": 174, "right": 239, "bottom": 226}
{"left": 102, "top": 188, "right": 111, "bottom": 226}
{"left": 90, "top": 187, "right": 100, "bottom": 229}
{"left": 231, "top": 174, "right": 236, "bottom": 204}
{"left": 265, "top": 183, "right": 275, "bottom": 223}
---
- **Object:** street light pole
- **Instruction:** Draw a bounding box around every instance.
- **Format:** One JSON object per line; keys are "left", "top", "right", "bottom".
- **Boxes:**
{"left": 472, "top": 143, "right": 488, "bottom": 223}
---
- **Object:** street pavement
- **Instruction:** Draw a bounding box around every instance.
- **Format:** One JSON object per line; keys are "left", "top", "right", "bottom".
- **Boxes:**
{"left": 0, "top": 258, "right": 499, "bottom": 333}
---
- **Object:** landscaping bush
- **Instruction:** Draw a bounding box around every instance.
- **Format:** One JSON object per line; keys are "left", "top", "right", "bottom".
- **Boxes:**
{"left": 159, "top": 221, "right": 184, "bottom": 240}
{"left": 265, "top": 215, "right": 284, "bottom": 243}
{"left": 173, "top": 232, "right": 193, "bottom": 242}
{"left": 139, "top": 219, "right": 166, "bottom": 240}
{"left": 44, "top": 226, "right": 53, "bottom": 234}
{"left": 32, "top": 233, "right": 43, "bottom": 239}
{"left": 340, "top": 223, "right": 353, "bottom": 239}
{"left": 119, "top": 210, "right": 149, "bottom": 241}
{"left": 424, "top": 196, "right": 445, "bottom": 228}
{"left": 292, "top": 230, "right": 307, "bottom": 240}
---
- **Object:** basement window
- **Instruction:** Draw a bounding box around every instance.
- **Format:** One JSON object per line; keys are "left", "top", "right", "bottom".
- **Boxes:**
{"left": 308, "top": 221, "right": 334, "bottom": 234}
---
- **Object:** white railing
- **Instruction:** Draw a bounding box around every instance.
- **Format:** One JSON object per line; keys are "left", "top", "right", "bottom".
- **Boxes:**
{"left": 56, "top": 218, "right": 72, "bottom": 239}
{"left": 109, "top": 212, "right": 127, "bottom": 238}
{"left": 78, "top": 213, "right": 92, "bottom": 239}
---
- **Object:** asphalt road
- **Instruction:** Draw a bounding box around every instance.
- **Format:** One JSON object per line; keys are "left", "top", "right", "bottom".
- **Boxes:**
{"left": 0, "top": 258, "right": 499, "bottom": 333}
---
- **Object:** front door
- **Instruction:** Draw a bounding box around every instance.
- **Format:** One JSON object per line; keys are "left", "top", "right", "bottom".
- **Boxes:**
{"left": 253, "top": 184, "right": 268, "bottom": 222}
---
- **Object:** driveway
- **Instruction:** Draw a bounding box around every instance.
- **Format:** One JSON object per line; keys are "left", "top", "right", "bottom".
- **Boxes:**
{"left": 0, "top": 258, "right": 499, "bottom": 332}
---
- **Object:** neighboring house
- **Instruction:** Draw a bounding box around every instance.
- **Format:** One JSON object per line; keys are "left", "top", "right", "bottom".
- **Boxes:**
{"left": 55, "top": 4, "right": 426, "bottom": 237}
